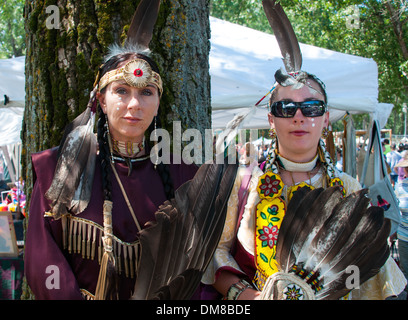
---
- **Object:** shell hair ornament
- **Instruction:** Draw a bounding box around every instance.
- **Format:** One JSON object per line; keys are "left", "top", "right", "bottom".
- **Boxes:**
{"left": 99, "top": 58, "right": 163, "bottom": 95}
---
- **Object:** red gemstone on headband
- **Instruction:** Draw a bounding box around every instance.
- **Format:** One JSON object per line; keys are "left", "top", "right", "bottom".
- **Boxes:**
{"left": 134, "top": 68, "right": 143, "bottom": 77}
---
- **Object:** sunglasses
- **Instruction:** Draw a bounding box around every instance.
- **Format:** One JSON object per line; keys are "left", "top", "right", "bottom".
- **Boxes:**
{"left": 270, "top": 100, "right": 327, "bottom": 118}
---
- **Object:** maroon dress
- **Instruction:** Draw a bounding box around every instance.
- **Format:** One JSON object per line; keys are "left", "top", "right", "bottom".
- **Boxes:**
{"left": 24, "top": 148, "right": 198, "bottom": 299}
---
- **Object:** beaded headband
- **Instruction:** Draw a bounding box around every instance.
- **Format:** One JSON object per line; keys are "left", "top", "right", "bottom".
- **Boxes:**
{"left": 272, "top": 69, "right": 327, "bottom": 101}
{"left": 98, "top": 58, "right": 163, "bottom": 95}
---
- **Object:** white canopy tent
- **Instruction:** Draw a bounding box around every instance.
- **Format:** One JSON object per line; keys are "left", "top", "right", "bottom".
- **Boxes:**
{"left": 209, "top": 16, "right": 393, "bottom": 129}
{"left": 0, "top": 55, "right": 25, "bottom": 183}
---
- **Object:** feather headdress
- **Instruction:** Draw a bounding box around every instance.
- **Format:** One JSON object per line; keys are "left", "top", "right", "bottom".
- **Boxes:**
{"left": 131, "top": 157, "right": 238, "bottom": 300}
{"left": 262, "top": 0, "right": 328, "bottom": 101}
{"left": 260, "top": 186, "right": 391, "bottom": 300}
{"left": 45, "top": 0, "right": 161, "bottom": 220}
{"left": 215, "top": 0, "right": 305, "bottom": 153}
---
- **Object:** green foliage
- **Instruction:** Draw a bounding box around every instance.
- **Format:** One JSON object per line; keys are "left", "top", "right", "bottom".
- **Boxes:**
{"left": 0, "top": 0, "right": 25, "bottom": 58}
{"left": 210, "top": 0, "right": 268, "bottom": 30}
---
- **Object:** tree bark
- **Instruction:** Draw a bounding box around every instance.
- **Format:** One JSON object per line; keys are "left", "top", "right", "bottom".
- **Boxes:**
{"left": 385, "top": 0, "right": 408, "bottom": 60}
{"left": 21, "top": 0, "right": 210, "bottom": 299}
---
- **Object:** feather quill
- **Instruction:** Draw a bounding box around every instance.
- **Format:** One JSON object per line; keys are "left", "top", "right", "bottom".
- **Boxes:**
{"left": 131, "top": 158, "right": 237, "bottom": 300}
{"left": 125, "top": 0, "right": 161, "bottom": 50}
{"left": 277, "top": 187, "right": 345, "bottom": 272}
{"left": 262, "top": 0, "right": 302, "bottom": 73}
{"left": 276, "top": 187, "right": 324, "bottom": 270}
{"left": 215, "top": 106, "right": 257, "bottom": 158}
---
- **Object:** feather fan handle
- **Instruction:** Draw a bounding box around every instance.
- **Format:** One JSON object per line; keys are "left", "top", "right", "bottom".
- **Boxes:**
{"left": 125, "top": 0, "right": 161, "bottom": 49}
{"left": 95, "top": 200, "right": 119, "bottom": 300}
{"left": 262, "top": 0, "right": 302, "bottom": 73}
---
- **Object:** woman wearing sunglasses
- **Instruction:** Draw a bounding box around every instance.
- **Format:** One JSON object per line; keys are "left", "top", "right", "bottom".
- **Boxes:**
{"left": 201, "top": 70, "right": 406, "bottom": 300}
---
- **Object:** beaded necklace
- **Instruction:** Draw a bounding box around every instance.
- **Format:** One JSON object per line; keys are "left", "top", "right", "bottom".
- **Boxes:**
{"left": 254, "top": 138, "right": 346, "bottom": 290}
{"left": 111, "top": 137, "right": 145, "bottom": 158}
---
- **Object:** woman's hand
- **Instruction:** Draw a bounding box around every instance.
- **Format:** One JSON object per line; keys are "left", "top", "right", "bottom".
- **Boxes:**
{"left": 213, "top": 270, "right": 260, "bottom": 300}
{"left": 237, "top": 287, "right": 261, "bottom": 300}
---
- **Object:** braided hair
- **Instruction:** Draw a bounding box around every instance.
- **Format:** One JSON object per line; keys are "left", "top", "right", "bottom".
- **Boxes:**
{"left": 97, "top": 52, "right": 174, "bottom": 201}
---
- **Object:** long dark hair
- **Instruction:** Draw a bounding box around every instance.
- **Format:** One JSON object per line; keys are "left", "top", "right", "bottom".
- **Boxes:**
{"left": 97, "top": 52, "right": 174, "bottom": 203}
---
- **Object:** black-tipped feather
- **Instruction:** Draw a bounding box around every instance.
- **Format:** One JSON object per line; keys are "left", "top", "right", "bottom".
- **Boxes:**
{"left": 320, "top": 206, "right": 385, "bottom": 278}
{"left": 306, "top": 189, "right": 371, "bottom": 271}
{"left": 125, "top": 0, "right": 161, "bottom": 49}
{"left": 45, "top": 108, "right": 96, "bottom": 218}
{"left": 320, "top": 218, "right": 390, "bottom": 300}
{"left": 292, "top": 187, "right": 344, "bottom": 265}
{"left": 351, "top": 217, "right": 390, "bottom": 284}
{"left": 131, "top": 159, "right": 238, "bottom": 300}
{"left": 262, "top": 0, "right": 302, "bottom": 73}
{"left": 57, "top": 108, "right": 92, "bottom": 158}
{"left": 70, "top": 131, "right": 97, "bottom": 213}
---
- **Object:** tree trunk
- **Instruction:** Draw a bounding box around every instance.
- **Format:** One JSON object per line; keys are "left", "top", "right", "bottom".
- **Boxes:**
{"left": 385, "top": 0, "right": 408, "bottom": 60}
{"left": 21, "top": 0, "right": 210, "bottom": 299}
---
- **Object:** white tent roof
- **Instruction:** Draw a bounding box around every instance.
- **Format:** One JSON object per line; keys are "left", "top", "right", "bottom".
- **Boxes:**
{"left": 0, "top": 56, "right": 25, "bottom": 183}
{"left": 0, "top": 56, "right": 25, "bottom": 147}
{"left": 209, "top": 16, "right": 392, "bottom": 129}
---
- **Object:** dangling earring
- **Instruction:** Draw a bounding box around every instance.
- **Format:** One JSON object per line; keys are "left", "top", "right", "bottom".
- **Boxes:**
{"left": 105, "top": 115, "right": 115, "bottom": 164}
{"left": 269, "top": 128, "right": 276, "bottom": 139}
{"left": 321, "top": 127, "right": 329, "bottom": 139}
{"left": 153, "top": 116, "right": 159, "bottom": 169}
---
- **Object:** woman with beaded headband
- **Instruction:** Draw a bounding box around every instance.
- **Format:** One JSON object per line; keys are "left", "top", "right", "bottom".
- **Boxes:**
{"left": 201, "top": 0, "right": 406, "bottom": 300}
{"left": 24, "top": 1, "right": 198, "bottom": 300}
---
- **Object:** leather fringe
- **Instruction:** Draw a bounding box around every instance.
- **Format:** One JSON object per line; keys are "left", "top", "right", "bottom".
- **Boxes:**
{"left": 62, "top": 213, "right": 140, "bottom": 279}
